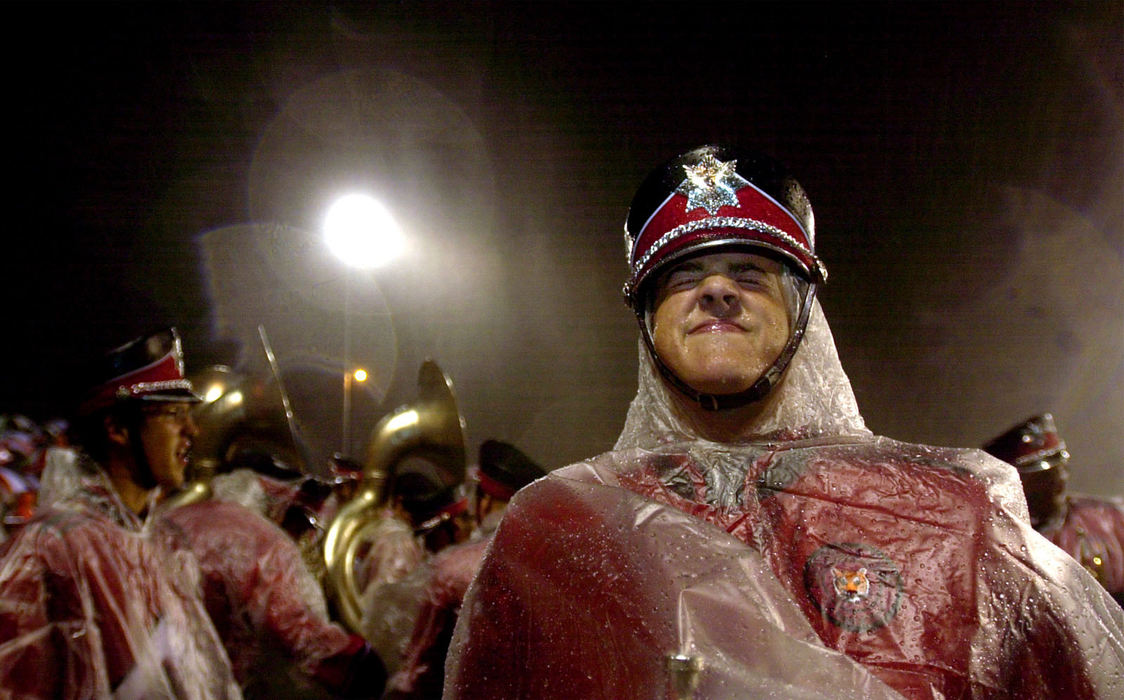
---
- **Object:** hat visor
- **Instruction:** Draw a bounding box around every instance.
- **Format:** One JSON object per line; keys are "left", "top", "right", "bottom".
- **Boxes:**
{"left": 135, "top": 388, "right": 204, "bottom": 403}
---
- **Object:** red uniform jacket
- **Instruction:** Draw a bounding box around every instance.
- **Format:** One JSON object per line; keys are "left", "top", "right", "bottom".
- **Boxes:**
{"left": 385, "top": 536, "right": 491, "bottom": 698}
{"left": 447, "top": 439, "right": 1124, "bottom": 699}
{"left": 1044, "top": 494, "right": 1124, "bottom": 602}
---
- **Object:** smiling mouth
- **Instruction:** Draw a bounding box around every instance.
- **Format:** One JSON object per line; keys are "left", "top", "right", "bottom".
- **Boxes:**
{"left": 689, "top": 320, "right": 745, "bottom": 334}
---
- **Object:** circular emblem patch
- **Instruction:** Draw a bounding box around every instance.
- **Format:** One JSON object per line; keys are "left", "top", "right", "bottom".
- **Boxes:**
{"left": 803, "top": 542, "right": 903, "bottom": 633}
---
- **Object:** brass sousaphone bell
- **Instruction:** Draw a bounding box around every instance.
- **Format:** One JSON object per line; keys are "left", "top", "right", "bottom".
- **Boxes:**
{"left": 322, "top": 359, "right": 467, "bottom": 635}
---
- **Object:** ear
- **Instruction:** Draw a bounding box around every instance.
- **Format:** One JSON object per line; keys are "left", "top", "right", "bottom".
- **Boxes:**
{"left": 104, "top": 414, "right": 131, "bottom": 447}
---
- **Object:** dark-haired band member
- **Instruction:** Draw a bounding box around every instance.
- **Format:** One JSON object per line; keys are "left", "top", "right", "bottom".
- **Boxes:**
{"left": 0, "top": 328, "right": 241, "bottom": 698}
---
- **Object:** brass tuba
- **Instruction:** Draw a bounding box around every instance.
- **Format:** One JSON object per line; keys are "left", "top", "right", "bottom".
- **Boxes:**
{"left": 322, "top": 359, "right": 466, "bottom": 635}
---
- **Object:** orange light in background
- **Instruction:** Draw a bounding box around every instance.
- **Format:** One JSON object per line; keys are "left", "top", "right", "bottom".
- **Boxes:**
{"left": 353, "top": 368, "right": 368, "bottom": 383}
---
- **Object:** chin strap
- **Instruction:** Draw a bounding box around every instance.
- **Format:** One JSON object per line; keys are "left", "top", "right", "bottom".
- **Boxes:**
{"left": 637, "top": 284, "right": 818, "bottom": 412}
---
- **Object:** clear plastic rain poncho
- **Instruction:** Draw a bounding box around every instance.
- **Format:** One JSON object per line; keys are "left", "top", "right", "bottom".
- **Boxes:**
{"left": 384, "top": 535, "right": 493, "bottom": 698}
{"left": 446, "top": 301, "right": 1124, "bottom": 699}
{"left": 0, "top": 447, "right": 242, "bottom": 699}
{"left": 358, "top": 513, "right": 429, "bottom": 676}
{"left": 156, "top": 499, "right": 384, "bottom": 697}
{"left": 1043, "top": 494, "right": 1124, "bottom": 604}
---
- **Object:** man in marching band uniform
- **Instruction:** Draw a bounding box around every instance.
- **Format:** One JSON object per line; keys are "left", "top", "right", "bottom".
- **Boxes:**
{"left": 984, "top": 413, "right": 1124, "bottom": 607}
{"left": 446, "top": 146, "right": 1124, "bottom": 699}
{"left": 150, "top": 354, "right": 386, "bottom": 696}
{"left": 0, "top": 328, "right": 241, "bottom": 698}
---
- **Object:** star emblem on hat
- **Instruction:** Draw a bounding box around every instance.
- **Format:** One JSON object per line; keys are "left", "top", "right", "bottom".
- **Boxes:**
{"left": 1020, "top": 418, "right": 1047, "bottom": 447}
{"left": 677, "top": 154, "right": 748, "bottom": 214}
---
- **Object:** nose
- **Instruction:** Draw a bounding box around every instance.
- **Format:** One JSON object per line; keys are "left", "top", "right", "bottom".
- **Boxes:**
{"left": 698, "top": 273, "right": 739, "bottom": 314}
{"left": 182, "top": 413, "right": 200, "bottom": 438}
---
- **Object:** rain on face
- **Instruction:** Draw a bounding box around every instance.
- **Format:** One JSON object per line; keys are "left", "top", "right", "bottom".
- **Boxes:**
{"left": 650, "top": 251, "right": 791, "bottom": 395}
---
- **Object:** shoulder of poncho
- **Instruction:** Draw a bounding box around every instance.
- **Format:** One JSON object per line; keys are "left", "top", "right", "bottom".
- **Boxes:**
{"left": 27, "top": 495, "right": 110, "bottom": 532}
{"left": 161, "top": 498, "right": 283, "bottom": 545}
{"left": 798, "top": 435, "right": 1029, "bottom": 520}
{"left": 544, "top": 439, "right": 1027, "bottom": 519}
{"left": 3, "top": 500, "right": 118, "bottom": 570}
{"left": 547, "top": 448, "right": 652, "bottom": 481}
{"left": 1068, "top": 492, "right": 1124, "bottom": 511}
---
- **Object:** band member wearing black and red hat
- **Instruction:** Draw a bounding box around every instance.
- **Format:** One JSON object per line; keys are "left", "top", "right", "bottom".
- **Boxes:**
{"left": 0, "top": 327, "right": 242, "bottom": 697}
{"left": 383, "top": 440, "right": 548, "bottom": 699}
{"left": 984, "top": 413, "right": 1124, "bottom": 607}
{"left": 445, "top": 147, "right": 1124, "bottom": 699}
{"left": 74, "top": 326, "right": 206, "bottom": 514}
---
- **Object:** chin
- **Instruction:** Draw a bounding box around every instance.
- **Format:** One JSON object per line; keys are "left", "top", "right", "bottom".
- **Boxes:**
{"left": 685, "top": 374, "right": 759, "bottom": 396}
{"left": 161, "top": 471, "right": 186, "bottom": 492}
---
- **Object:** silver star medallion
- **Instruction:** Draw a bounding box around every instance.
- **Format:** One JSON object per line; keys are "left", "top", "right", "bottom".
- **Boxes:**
{"left": 676, "top": 154, "right": 749, "bottom": 214}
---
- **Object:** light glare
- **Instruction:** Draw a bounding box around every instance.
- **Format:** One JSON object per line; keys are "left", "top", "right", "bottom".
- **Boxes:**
{"left": 323, "top": 193, "right": 405, "bottom": 269}
{"left": 384, "top": 409, "right": 419, "bottom": 433}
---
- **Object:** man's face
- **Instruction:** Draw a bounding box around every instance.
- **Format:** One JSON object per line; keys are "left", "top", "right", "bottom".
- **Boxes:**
{"left": 650, "top": 251, "right": 791, "bottom": 395}
{"left": 137, "top": 403, "right": 198, "bottom": 492}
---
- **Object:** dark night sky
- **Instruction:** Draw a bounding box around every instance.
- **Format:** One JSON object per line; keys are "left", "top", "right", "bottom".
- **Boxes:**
{"left": 1, "top": 2, "right": 1121, "bottom": 493}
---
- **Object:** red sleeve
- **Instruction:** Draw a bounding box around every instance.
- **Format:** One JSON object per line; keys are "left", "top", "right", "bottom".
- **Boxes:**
{"left": 445, "top": 480, "right": 678, "bottom": 699}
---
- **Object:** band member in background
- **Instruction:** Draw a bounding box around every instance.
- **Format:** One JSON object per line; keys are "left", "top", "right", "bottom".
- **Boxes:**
{"left": 445, "top": 146, "right": 1124, "bottom": 699}
{"left": 157, "top": 497, "right": 386, "bottom": 698}
{"left": 0, "top": 327, "right": 240, "bottom": 698}
{"left": 155, "top": 369, "right": 386, "bottom": 697}
{"left": 383, "top": 439, "right": 548, "bottom": 698}
{"left": 397, "top": 472, "right": 474, "bottom": 555}
{"left": 358, "top": 463, "right": 468, "bottom": 680}
{"left": 984, "top": 413, "right": 1124, "bottom": 607}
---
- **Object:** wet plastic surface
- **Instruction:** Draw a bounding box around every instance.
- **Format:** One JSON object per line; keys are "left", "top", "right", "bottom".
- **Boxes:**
{"left": 447, "top": 302, "right": 1124, "bottom": 698}
{"left": 0, "top": 452, "right": 241, "bottom": 699}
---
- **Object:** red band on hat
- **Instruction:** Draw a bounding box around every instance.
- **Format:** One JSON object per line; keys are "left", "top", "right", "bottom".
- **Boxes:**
{"left": 80, "top": 353, "right": 189, "bottom": 414}
{"left": 475, "top": 469, "right": 517, "bottom": 501}
{"left": 440, "top": 496, "right": 468, "bottom": 518}
{"left": 1007, "top": 434, "right": 1065, "bottom": 467}
{"left": 631, "top": 182, "right": 819, "bottom": 287}
{"left": 639, "top": 182, "right": 807, "bottom": 250}
{"left": 416, "top": 495, "right": 469, "bottom": 533}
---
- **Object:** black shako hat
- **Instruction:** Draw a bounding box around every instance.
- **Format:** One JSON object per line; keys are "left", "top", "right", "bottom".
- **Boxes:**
{"left": 982, "top": 413, "right": 1070, "bottom": 475}
{"left": 475, "top": 439, "right": 547, "bottom": 501}
{"left": 79, "top": 327, "right": 202, "bottom": 416}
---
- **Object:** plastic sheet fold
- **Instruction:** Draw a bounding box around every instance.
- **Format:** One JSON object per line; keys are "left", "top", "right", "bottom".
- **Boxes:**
{"left": 157, "top": 499, "right": 352, "bottom": 685}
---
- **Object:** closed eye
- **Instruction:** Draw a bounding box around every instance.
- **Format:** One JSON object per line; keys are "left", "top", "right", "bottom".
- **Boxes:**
{"left": 664, "top": 269, "right": 703, "bottom": 289}
{"left": 658, "top": 257, "right": 778, "bottom": 294}
{"left": 730, "top": 263, "right": 771, "bottom": 288}
{"left": 661, "top": 262, "right": 706, "bottom": 290}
